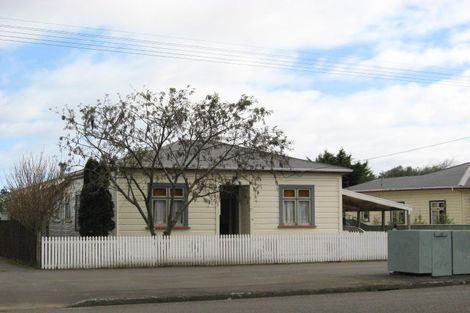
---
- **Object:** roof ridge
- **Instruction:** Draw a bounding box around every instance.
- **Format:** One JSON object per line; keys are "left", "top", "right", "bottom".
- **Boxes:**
{"left": 285, "top": 156, "right": 351, "bottom": 170}
{"left": 373, "top": 175, "right": 419, "bottom": 181}
{"left": 376, "top": 162, "right": 470, "bottom": 180}
{"left": 429, "top": 161, "right": 470, "bottom": 172}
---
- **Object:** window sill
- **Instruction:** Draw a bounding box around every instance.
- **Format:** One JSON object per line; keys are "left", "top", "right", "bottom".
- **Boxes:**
{"left": 154, "top": 225, "right": 191, "bottom": 230}
{"left": 278, "top": 225, "right": 317, "bottom": 229}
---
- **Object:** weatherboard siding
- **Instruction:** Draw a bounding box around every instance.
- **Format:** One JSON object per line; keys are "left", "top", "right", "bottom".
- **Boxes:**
{"left": 362, "top": 189, "right": 468, "bottom": 225}
{"left": 116, "top": 171, "right": 343, "bottom": 235}
{"left": 462, "top": 190, "right": 470, "bottom": 224}
{"left": 115, "top": 175, "right": 217, "bottom": 236}
{"left": 250, "top": 172, "right": 342, "bottom": 233}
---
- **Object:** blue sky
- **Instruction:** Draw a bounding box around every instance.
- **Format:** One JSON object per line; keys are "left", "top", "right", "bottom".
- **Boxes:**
{"left": 1, "top": 0, "right": 470, "bottom": 183}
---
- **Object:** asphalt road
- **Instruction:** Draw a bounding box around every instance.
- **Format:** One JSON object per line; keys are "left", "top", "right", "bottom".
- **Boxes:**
{"left": 7, "top": 285, "right": 470, "bottom": 313}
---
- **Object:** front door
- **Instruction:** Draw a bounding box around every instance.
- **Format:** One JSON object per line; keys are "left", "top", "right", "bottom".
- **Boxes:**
{"left": 220, "top": 186, "right": 239, "bottom": 235}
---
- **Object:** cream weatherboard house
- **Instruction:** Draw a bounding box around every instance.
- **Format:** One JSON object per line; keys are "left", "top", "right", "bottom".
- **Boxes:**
{"left": 348, "top": 162, "right": 470, "bottom": 225}
{"left": 50, "top": 154, "right": 353, "bottom": 236}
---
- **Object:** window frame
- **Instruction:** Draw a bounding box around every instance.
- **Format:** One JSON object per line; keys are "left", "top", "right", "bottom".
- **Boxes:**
{"left": 52, "top": 206, "right": 61, "bottom": 223}
{"left": 429, "top": 200, "right": 446, "bottom": 224}
{"left": 390, "top": 210, "right": 406, "bottom": 224}
{"left": 278, "top": 185, "right": 315, "bottom": 227}
{"left": 74, "top": 192, "right": 80, "bottom": 231}
{"left": 151, "top": 183, "right": 189, "bottom": 228}
{"left": 389, "top": 201, "right": 406, "bottom": 225}
{"left": 64, "top": 197, "right": 72, "bottom": 222}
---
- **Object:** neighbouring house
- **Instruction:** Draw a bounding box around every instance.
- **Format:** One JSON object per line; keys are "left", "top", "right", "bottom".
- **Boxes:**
{"left": 51, "top": 148, "right": 356, "bottom": 236}
{"left": 48, "top": 171, "right": 83, "bottom": 236}
{"left": 348, "top": 162, "right": 470, "bottom": 225}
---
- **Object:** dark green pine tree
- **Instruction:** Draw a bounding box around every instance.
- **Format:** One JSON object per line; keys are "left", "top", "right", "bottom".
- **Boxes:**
{"left": 78, "top": 158, "right": 115, "bottom": 236}
{"left": 315, "top": 148, "right": 375, "bottom": 188}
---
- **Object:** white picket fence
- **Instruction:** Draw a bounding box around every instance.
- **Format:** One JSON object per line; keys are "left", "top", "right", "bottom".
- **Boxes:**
{"left": 41, "top": 232, "right": 387, "bottom": 269}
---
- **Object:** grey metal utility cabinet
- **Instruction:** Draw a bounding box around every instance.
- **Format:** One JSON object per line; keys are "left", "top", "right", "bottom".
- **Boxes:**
{"left": 388, "top": 230, "right": 453, "bottom": 277}
{"left": 452, "top": 231, "right": 470, "bottom": 275}
{"left": 431, "top": 231, "right": 452, "bottom": 277}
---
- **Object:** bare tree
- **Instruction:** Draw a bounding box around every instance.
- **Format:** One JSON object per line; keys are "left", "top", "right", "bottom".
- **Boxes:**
{"left": 6, "top": 154, "right": 70, "bottom": 234}
{"left": 59, "top": 87, "right": 291, "bottom": 236}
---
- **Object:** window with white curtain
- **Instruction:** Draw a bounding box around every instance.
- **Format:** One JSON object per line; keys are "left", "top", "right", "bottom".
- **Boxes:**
{"left": 279, "top": 185, "right": 315, "bottom": 226}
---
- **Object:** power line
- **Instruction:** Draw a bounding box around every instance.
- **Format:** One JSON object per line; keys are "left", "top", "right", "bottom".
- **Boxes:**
{"left": 2, "top": 18, "right": 470, "bottom": 87}
{"left": 363, "top": 136, "right": 470, "bottom": 161}
{"left": 1, "top": 23, "right": 467, "bottom": 82}
{"left": 0, "top": 15, "right": 464, "bottom": 77}
{"left": 0, "top": 16, "right": 281, "bottom": 53}
{"left": 4, "top": 34, "right": 470, "bottom": 88}
{"left": 2, "top": 27, "right": 470, "bottom": 87}
{"left": 1, "top": 23, "right": 469, "bottom": 85}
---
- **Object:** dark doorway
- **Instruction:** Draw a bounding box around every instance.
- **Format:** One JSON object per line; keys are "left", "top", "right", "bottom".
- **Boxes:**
{"left": 220, "top": 186, "right": 239, "bottom": 235}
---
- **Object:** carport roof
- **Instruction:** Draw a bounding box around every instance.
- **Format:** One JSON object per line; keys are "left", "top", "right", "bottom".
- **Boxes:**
{"left": 342, "top": 189, "right": 412, "bottom": 212}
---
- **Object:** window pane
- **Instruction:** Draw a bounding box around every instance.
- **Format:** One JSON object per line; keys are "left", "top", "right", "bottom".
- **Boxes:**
{"left": 298, "top": 190, "right": 310, "bottom": 197}
{"left": 283, "top": 200, "right": 295, "bottom": 224}
{"left": 64, "top": 201, "right": 71, "bottom": 220}
{"left": 391, "top": 211, "right": 405, "bottom": 224}
{"left": 74, "top": 194, "right": 80, "bottom": 231}
{"left": 283, "top": 190, "right": 295, "bottom": 198}
{"left": 298, "top": 201, "right": 310, "bottom": 225}
{"left": 399, "top": 211, "right": 405, "bottom": 222}
{"left": 53, "top": 208, "right": 60, "bottom": 220}
{"left": 431, "top": 201, "right": 445, "bottom": 208}
{"left": 171, "top": 188, "right": 184, "bottom": 197}
{"left": 74, "top": 194, "right": 80, "bottom": 209}
{"left": 431, "top": 209, "right": 439, "bottom": 224}
{"left": 153, "top": 200, "right": 166, "bottom": 224}
{"left": 153, "top": 188, "right": 166, "bottom": 197}
{"left": 172, "top": 200, "right": 184, "bottom": 225}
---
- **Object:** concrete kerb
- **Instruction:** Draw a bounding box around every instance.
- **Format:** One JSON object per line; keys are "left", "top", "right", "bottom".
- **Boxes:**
{"left": 69, "top": 277, "right": 470, "bottom": 308}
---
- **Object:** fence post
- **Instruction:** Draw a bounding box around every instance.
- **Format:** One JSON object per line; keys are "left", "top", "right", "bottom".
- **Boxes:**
{"left": 36, "top": 232, "right": 42, "bottom": 268}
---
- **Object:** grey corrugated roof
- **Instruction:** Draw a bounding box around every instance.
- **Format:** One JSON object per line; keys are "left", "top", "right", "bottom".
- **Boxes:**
{"left": 349, "top": 162, "right": 470, "bottom": 192}
{"left": 141, "top": 142, "right": 352, "bottom": 174}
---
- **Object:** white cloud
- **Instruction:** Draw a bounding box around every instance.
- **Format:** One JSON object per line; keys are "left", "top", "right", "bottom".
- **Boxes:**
{"left": 3, "top": 0, "right": 470, "bottom": 50}
{"left": 2, "top": 0, "right": 470, "bottom": 178}
{"left": 358, "top": 42, "right": 470, "bottom": 73}
{"left": 1, "top": 52, "right": 470, "bottom": 175}
{"left": 260, "top": 81, "right": 470, "bottom": 171}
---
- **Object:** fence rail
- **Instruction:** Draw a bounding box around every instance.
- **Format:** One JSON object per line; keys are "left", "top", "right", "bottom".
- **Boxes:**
{"left": 41, "top": 232, "right": 387, "bottom": 269}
